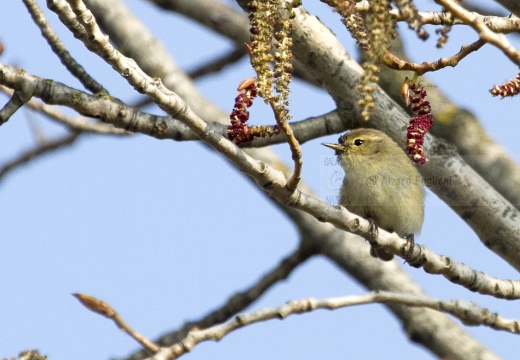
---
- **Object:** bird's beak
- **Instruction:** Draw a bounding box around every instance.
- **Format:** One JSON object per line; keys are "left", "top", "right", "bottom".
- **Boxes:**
{"left": 322, "top": 143, "right": 344, "bottom": 152}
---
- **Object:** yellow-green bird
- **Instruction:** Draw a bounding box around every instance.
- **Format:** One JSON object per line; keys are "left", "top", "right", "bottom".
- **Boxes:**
{"left": 322, "top": 128, "right": 425, "bottom": 261}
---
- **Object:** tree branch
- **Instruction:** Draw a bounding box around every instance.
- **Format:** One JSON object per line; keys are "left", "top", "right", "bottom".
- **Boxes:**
{"left": 384, "top": 39, "right": 486, "bottom": 75}
{"left": 436, "top": 0, "right": 520, "bottom": 66}
{"left": 73, "top": 293, "right": 159, "bottom": 353}
{"left": 23, "top": 0, "right": 105, "bottom": 93}
{"left": 146, "top": 291, "right": 517, "bottom": 360}
{"left": 188, "top": 47, "right": 246, "bottom": 79}
{"left": 127, "top": 243, "right": 314, "bottom": 360}
{"left": 0, "top": 85, "right": 129, "bottom": 135}
{"left": 0, "top": 131, "right": 80, "bottom": 182}
{"left": 356, "top": 0, "right": 520, "bottom": 34}
{"left": 132, "top": 47, "right": 247, "bottom": 109}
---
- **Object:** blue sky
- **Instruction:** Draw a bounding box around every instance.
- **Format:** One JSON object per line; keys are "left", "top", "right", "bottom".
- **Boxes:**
{"left": 2, "top": 0, "right": 520, "bottom": 359}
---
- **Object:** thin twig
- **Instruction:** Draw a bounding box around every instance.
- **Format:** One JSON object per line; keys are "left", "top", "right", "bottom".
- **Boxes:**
{"left": 73, "top": 293, "right": 159, "bottom": 354}
{"left": 269, "top": 100, "right": 302, "bottom": 191}
{"left": 31, "top": 100, "right": 131, "bottom": 134}
{"left": 188, "top": 47, "right": 246, "bottom": 79}
{"left": 356, "top": 0, "right": 520, "bottom": 33}
{"left": 384, "top": 38, "right": 486, "bottom": 75}
{"left": 0, "top": 132, "right": 80, "bottom": 182}
{"left": 436, "top": 0, "right": 520, "bottom": 66}
{"left": 128, "top": 244, "right": 314, "bottom": 360}
{"left": 0, "top": 85, "right": 130, "bottom": 135}
{"left": 23, "top": 0, "right": 105, "bottom": 93}
{"left": 148, "top": 290, "right": 520, "bottom": 360}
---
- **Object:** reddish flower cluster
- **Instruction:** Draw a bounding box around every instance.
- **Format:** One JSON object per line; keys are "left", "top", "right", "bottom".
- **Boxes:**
{"left": 228, "top": 79, "right": 280, "bottom": 145}
{"left": 490, "top": 73, "right": 520, "bottom": 98}
{"left": 406, "top": 81, "right": 433, "bottom": 164}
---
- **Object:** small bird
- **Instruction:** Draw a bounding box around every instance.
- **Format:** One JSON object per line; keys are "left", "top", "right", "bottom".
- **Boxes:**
{"left": 322, "top": 128, "right": 425, "bottom": 261}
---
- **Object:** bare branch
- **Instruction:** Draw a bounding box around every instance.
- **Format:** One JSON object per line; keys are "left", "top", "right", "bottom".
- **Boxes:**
{"left": 133, "top": 47, "right": 247, "bottom": 109}
{"left": 356, "top": 0, "right": 520, "bottom": 34}
{"left": 269, "top": 99, "right": 302, "bottom": 191}
{"left": 128, "top": 244, "right": 314, "bottom": 360}
{"left": 147, "top": 291, "right": 520, "bottom": 360}
{"left": 436, "top": 0, "right": 520, "bottom": 66}
{"left": 0, "top": 74, "right": 340, "bottom": 146}
{"left": 133, "top": 46, "right": 247, "bottom": 108}
{"left": 23, "top": 0, "right": 105, "bottom": 93}
{"left": 32, "top": 100, "right": 131, "bottom": 134}
{"left": 0, "top": 68, "right": 197, "bottom": 139}
{"left": 0, "top": 85, "right": 129, "bottom": 135}
{"left": 188, "top": 47, "right": 246, "bottom": 79}
{"left": 0, "top": 132, "right": 80, "bottom": 182}
{"left": 384, "top": 39, "right": 486, "bottom": 75}
{"left": 73, "top": 293, "right": 159, "bottom": 353}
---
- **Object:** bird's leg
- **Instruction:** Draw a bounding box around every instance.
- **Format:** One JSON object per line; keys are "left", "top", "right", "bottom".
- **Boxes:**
{"left": 367, "top": 217, "right": 394, "bottom": 261}
{"left": 404, "top": 234, "right": 415, "bottom": 262}
{"left": 367, "top": 216, "right": 378, "bottom": 242}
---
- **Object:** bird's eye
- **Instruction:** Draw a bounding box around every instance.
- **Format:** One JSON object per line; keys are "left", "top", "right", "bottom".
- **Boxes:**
{"left": 337, "top": 135, "right": 343, "bottom": 143}
{"left": 353, "top": 139, "right": 364, "bottom": 146}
